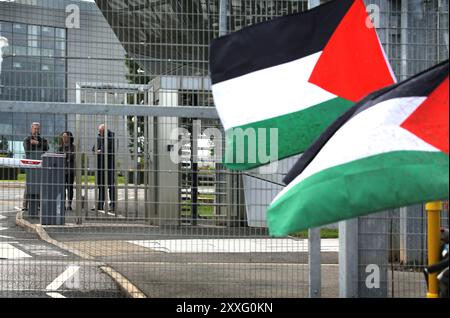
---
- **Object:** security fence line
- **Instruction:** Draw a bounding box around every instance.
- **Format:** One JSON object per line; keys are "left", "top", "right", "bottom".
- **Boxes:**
{"left": 0, "top": 101, "right": 316, "bottom": 298}
{"left": 1, "top": 100, "right": 447, "bottom": 298}
{"left": 0, "top": 0, "right": 448, "bottom": 298}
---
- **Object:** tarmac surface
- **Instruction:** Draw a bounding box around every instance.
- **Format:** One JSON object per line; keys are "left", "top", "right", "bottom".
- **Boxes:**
{"left": 47, "top": 225, "right": 341, "bottom": 298}
{"left": 1, "top": 186, "right": 428, "bottom": 298}
{"left": 0, "top": 190, "right": 124, "bottom": 298}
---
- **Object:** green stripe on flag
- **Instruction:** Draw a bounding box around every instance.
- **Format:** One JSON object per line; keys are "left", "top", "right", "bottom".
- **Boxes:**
{"left": 268, "top": 151, "right": 449, "bottom": 236}
{"left": 223, "top": 97, "right": 353, "bottom": 170}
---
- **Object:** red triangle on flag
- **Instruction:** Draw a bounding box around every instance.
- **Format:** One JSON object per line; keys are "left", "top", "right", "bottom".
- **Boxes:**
{"left": 308, "top": 0, "right": 395, "bottom": 102}
{"left": 401, "top": 77, "right": 449, "bottom": 154}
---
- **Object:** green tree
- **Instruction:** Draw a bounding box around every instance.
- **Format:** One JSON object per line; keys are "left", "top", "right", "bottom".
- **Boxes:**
{"left": 0, "top": 135, "right": 11, "bottom": 157}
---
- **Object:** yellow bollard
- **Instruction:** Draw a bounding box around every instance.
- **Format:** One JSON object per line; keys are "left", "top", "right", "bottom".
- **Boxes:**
{"left": 426, "top": 201, "right": 442, "bottom": 298}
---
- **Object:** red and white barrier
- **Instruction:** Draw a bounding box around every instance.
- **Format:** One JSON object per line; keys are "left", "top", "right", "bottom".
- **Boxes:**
{"left": 0, "top": 157, "right": 42, "bottom": 168}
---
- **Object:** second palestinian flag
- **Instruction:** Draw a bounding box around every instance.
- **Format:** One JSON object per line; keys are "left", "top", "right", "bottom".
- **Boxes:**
{"left": 210, "top": 0, "right": 396, "bottom": 170}
{"left": 268, "top": 60, "right": 449, "bottom": 237}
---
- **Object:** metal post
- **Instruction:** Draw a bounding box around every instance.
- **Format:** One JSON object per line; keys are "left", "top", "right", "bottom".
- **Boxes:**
{"left": 104, "top": 118, "right": 109, "bottom": 215}
{"left": 124, "top": 112, "right": 129, "bottom": 219}
{"left": 40, "top": 154, "right": 66, "bottom": 225}
{"left": 192, "top": 162, "right": 198, "bottom": 226}
{"left": 75, "top": 115, "right": 82, "bottom": 224}
{"left": 113, "top": 109, "right": 119, "bottom": 217}
{"left": 144, "top": 116, "right": 149, "bottom": 222}
{"left": 309, "top": 227, "right": 321, "bottom": 298}
{"left": 94, "top": 115, "right": 99, "bottom": 217}
{"left": 426, "top": 201, "right": 442, "bottom": 298}
{"left": 191, "top": 120, "right": 199, "bottom": 226}
{"left": 83, "top": 114, "right": 88, "bottom": 219}
{"left": 152, "top": 114, "right": 159, "bottom": 226}
{"left": 339, "top": 219, "right": 358, "bottom": 297}
{"left": 437, "top": 0, "right": 441, "bottom": 62}
{"left": 307, "top": 0, "right": 322, "bottom": 299}
{"left": 75, "top": 84, "right": 82, "bottom": 223}
{"left": 400, "top": 205, "right": 425, "bottom": 265}
{"left": 219, "top": 0, "right": 228, "bottom": 37}
{"left": 358, "top": 213, "right": 389, "bottom": 297}
{"left": 400, "top": 0, "right": 409, "bottom": 80}
{"left": 133, "top": 115, "right": 138, "bottom": 218}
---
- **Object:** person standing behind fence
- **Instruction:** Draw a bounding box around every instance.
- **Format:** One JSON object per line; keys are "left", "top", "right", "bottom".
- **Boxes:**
{"left": 22, "top": 122, "right": 49, "bottom": 211}
{"left": 58, "top": 131, "right": 75, "bottom": 211}
{"left": 94, "top": 124, "right": 116, "bottom": 211}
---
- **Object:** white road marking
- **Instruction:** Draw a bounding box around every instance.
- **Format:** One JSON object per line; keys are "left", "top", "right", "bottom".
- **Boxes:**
{"left": 98, "top": 210, "right": 124, "bottom": 218}
{"left": 128, "top": 238, "right": 339, "bottom": 253}
{"left": 0, "top": 235, "right": 14, "bottom": 239}
{"left": 0, "top": 226, "right": 7, "bottom": 231}
{"left": 46, "top": 265, "right": 80, "bottom": 291}
{"left": 15, "top": 243, "right": 67, "bottom": 257}
{"left": 0, "top": 215, "right": 6, "bottom": 220}
{"left": 46, "top": 292, "right": 66, "bottom": 298}
{"left": 0, "top": 242, "right": 32, "bottom": 259}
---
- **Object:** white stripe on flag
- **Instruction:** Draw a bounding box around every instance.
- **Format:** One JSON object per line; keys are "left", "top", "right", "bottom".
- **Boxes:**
{"left": 212, "top": 52, "right": 336, "bottom": 130}
{"left": 273, "top": 96, "right": 439, "bottom": 203}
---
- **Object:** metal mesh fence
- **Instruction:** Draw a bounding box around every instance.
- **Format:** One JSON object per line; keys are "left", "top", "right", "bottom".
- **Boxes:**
{"left": 0, "top": 0, "right": 448, "bottom": 298}
{"left": 0, "top": 107, "right": 312, "bottom": 298}
{"left": 355, "top": 0, "right": 449, "bottom": 298}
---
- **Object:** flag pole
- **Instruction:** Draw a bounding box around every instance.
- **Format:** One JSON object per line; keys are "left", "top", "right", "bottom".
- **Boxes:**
{"left": 425, "top": 201, "right": 442, "bottom": 298}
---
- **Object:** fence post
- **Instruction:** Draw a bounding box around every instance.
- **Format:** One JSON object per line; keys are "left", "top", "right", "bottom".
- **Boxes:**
{"left": 400, "top": 0, "right": 408, "bottom": 79}
{"left": 358, "top": 213, "right": 389, "bottom": 297}
{"left": 219, "top": 0, "right": 228, "bottom": 37}
{"left": 75, "top": 85, "right": 83, "bottom": 224}
{"left": 400, "top": 205, "right": 425, "bottom": 265}
{"left": 305, "top": 0, "right": 323, "bottom": 299}
{"left": 309, "top": 227, "right": 321, "bottom": 298}
{"left": 426, "top": 201, "right": 442, "bottom": 298}
{"left": 339, "top": 219, "right": 358, "bottom": 297}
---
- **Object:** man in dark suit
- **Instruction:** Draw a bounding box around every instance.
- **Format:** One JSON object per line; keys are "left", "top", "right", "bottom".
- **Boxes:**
{"left": 22, "top": 122, "right": 49, "bottom": 211}
{"left": 94, "top": 124, "right": 116, "bottom": 211}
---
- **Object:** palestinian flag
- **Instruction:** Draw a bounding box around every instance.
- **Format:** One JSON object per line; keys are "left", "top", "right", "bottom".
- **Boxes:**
{"left": 267, "top": 60, "right": 449, "bottom": 237}
{"left": 210, "top": 0, "right": 396, "bottom": 170}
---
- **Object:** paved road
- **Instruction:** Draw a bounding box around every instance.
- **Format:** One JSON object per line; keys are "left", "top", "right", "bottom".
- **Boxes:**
{"left": 46, "top": 225, "right": 340, "bottom": 298}
{"left": 0, "top": 191, "right": 124, "bottom": 298}
{"left": 1, "top": 187, "right": 426, "bottom": 298}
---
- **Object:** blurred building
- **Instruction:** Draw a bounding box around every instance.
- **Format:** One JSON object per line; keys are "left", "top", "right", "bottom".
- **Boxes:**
{"left": 0, "top": 0, "right": 128, "bottom": 157}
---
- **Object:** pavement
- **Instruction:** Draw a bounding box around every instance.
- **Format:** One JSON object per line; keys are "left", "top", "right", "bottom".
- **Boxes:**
{"left": 1, "top": 186, "right": 427, "bottom": 298}
{"left": 0, "top": 190, "right": 124, "bottom": 298}
{"left": 44, "top": 225, "right": 341, "bottom": 298}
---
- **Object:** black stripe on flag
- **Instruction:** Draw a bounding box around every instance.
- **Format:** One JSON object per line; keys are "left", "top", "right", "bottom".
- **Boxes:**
{"left": 283, "top": 59, "right": 449, "bottom": 185}
{"left": 209, "top": 0, "right": 354, "bottom": 84}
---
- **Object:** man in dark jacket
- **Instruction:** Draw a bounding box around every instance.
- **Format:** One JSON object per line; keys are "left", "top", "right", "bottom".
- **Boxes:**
{"left": 22, "top": 122, "right": 49, "bottom": 211}
{"left": 23, "top": 122, "right": 49, "bottom": 159}
{"left": 94, "top": 124, "right": 116, "bottom": 211}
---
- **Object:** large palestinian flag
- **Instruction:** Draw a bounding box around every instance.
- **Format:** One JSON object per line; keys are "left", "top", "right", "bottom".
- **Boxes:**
{"left": 210, "top": 0, "right": 396, "bottom": 170}
{"left": 267, "top": 60, "right": 449, "bottom": 237}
